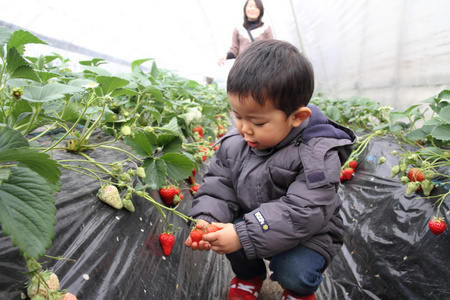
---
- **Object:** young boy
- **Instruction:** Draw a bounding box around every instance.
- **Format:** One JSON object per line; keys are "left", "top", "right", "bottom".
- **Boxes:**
{"left": 185, "top": 40, "right": 355, "bottom": 300}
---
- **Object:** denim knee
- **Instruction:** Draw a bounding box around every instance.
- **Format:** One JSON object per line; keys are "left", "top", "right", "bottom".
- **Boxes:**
{"left": 269, "top": 245, "right": 325, "bottom": 296}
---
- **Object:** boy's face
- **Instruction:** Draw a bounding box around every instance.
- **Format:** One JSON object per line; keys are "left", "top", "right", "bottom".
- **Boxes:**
{"left": 229, "top": 94, "right": 310, "bottom": 150}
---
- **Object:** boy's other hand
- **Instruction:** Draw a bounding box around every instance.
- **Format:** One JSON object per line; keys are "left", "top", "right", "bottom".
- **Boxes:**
{"left": 202, "top": 222, "right": 242, "bottom": 254}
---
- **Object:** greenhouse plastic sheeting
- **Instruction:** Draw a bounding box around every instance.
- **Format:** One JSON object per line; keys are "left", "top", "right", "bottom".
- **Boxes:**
{"left": 1, "top": 1, "right": 450, "bottom": 109}
{"left": 318, "top": 136, "right": 450, "bottom": 300}
{"left": 1, "top": 134, "right": 450, "bottom": 299}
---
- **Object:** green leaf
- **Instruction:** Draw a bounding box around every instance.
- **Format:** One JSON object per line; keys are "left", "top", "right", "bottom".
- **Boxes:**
{"left": 145, "top": 86, "right": 163, "bottom": 102}
{"left": 131, "top": 58, "right": 153, "bottom": 73}
{"left": 82, "top": 66, "right": 111, "bottom": 76}
{"left": 35, "top": 71, "right": 61, "bottom": 83}
{"left": 95, "top": 76, "right": 129, "bottom": 95}
{"left": 150, "top": 60, "right": 159, "bottom": 78}
{"left": 7, "top": 30, "right": 47, "bottom": 54}
{"left": 160, "top": 153, "right": 195, "bottom": 181}
{"left": 431, "top": 124, "right": 450, "bottom": 141}
{"left": 406, "top": 129, "right": 427, "bottom": 141}
{"left": 0, "top": 148, "right": 61, "bottom": 184}
{"left": 6, "top": 47, "right": 29, "bottom": 72}
{"left": 10, "top": 65, "right": 41, "bottom": 82}
{"left": 22, "top": 83, "right": 83, "bottom": 102}
{"left": 325, "top": 106, "right": 341, "bottom": 122}
{"left": 438, "top": 106, "right": 450, "bottom": 124}
{"left": 123, "top": 130, "right": 156, "bottom": 157}
{"left": 0, "top": 166, "right": 56, "bottom": 259}
{"left": 110, "top": 88, "right": 139, "bottom": 97}
{"left": 142, "top": 158, "right": 166, "bottom": 190}
{"left": 0, "top": 126, "right": 29, "bottom": 149}
{"left": 0, "top": 168, "right": 11, "bottom": 185}
{"left": 437, "top": 90, "right": 450, "bottom": 100}
{"left": 160, "top": 135, "right": 183, "bottom": 153}
{"left": 0, "top": 26, "right": 12, "bottom": 47}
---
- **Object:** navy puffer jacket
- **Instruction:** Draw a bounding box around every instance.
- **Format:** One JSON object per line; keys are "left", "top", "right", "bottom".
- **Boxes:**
{"left": 189, "top": 105, "right": 356, "bottom": 265}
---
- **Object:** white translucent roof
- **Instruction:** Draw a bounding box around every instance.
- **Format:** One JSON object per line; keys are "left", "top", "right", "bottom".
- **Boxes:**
{"left": 1, "top": 0, "right": 449, "bottom": 109}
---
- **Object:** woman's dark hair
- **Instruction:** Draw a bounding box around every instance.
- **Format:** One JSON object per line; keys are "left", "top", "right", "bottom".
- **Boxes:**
{"left": 243, "top": 0, "right": 265, "bottom": 29}
{"left": 227, "top": 39, "right": 315, "bottom": 117}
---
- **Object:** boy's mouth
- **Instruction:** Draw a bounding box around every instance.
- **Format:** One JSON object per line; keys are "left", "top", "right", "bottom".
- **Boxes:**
{"left": 246, "top": 140, "right": 258, "bottom": 148}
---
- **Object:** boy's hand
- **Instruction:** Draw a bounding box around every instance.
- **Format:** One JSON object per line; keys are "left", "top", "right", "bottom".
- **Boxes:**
{"left": 202, "top": 222, "right": 242, "bottom": 254}
{"left": 184, "top": 220, "right": 211, "bottom": 251}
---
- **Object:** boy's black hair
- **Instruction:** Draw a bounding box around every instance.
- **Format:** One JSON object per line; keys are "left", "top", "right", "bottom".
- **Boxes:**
{"left": 227, "top": 39, "right": 315, "bottom": 117}
{"left": 243, "top": 0, "right": 265, "bottom": 29}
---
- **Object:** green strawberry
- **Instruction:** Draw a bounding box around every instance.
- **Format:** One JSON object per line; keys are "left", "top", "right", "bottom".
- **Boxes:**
{"left": 420, "top": 179, "right": 434, "bottom": 196}
{"left": 135, "top": 167, "right": 146, "bottom": 178}
{"left": 97, "top": 185, "right": 123, "bottom": 209}
{"left": 121, "top": 125, "right": 131, "bottom": 136}
{"left": 27, "top": 271, "right": 60, "bottom": 299}
{"left": 391, "top": 165, "right": 400, "bottom": 178}
{"left": 405, "top": 182, "right": 420, "bottom": 195}
{"left": 122, "top": 198, "right": 135, "bottom": 212}
{"left": 159, "top": 232, "right": 175, "bottom": 256}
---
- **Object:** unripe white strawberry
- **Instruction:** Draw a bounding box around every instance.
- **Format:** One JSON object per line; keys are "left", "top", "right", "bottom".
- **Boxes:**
{"left": 97, "top": 185, "right": 123, "bottom": 209}
{"left": 27, "top": 271, "right": 60, "bottom": 299}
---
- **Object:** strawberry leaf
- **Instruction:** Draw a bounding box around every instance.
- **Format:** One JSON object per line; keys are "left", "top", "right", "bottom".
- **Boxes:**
{"left": 142, "top": 158, "right": 167, "bottom": 190}
{"left": 431, "top": 124, "right": 450, "bottom": 141}
{"left": 124, "top": 130, "right": 157, "bottom": 157}
{"left": 95, "top": 76, "right": 130, "bottom": 95}
{"left": 0, "top": 166, "right": 56, "bottom": 259}
{"left": 160, "top": 153, "right": 195, "bottom": 181}
{"left": 22, "top": 83, "right": 83, "bottom": 102}
{"left": 0, "top": 127, "right": 61, "bottom": 184}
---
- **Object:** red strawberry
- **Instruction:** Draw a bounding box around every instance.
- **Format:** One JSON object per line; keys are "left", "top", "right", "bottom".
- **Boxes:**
{"left": 217, "top": 124, "right": 227, "bottom": 138}
{"left": 159, "top": 185, "right": 180, "bottom": 205}
{"left": 428, "top": 217, "right": 446, "bottom": 235}
{"left": 206, "top": 223, "right": 220, "bottom": 234}
{"left": 62, "top": 292, "right": 78, "bottom": 300}
{"left": 188, "top": 168, "right": 197, "bottom": 184}
{"left": 341, "top": 168, "right": 354, "bottom": 180}
{"left": 210, "top": 142, "right": 219, "bottom": 151}
{"left": 408, "top": 168, "right": 425, "bottom": 182}
{"left": 190, "top": 228, "right": 204, "bottom": 243}
{"left": 193, "top": 125, "right": 204, "bottom": 139}
{"left": 199, "top": 146, "right": 208, "bottom": 161}
{"left": 159, "top": 232, "right": 175, "bottom": 256}
{"left": 349, "top": 160, "right": 358, "bottom": 170}
{"left": 190, "top": 183, "right": 201, "bottom": 195}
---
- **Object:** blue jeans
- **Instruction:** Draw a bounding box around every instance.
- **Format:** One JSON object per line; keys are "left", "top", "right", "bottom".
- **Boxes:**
{"left": 226, "top": 243, "right": 325, "bottom": 297}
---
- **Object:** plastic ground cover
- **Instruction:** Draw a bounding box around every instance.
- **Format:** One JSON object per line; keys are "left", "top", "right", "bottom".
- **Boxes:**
{"left": 1, "top": 134, "right": 449, "bottom": 299}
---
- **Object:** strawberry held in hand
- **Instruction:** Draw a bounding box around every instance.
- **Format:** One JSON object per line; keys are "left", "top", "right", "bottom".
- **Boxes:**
{"left": 206, "top": 223, "right": 220, "bottom": 234}
{"left": 348, "top": 160, "right": 358, "bottom": 170}
{"left": 428, "top": 217, "right": 446, "bottom": 235}
{"left": 159, "top": 232, "right": 175, "bottom": 256}
{"left": 190, "top": 228, "right": 204, "bottom": 243}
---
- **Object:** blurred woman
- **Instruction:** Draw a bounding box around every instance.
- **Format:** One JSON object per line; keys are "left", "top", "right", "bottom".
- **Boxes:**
{"left": 217, "top": 0, "right": 273, "bottom": 66}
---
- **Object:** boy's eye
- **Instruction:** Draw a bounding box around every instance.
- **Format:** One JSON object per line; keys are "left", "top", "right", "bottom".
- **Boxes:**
{"left": 254, "top": 122, "right": 266, "bottom": 127}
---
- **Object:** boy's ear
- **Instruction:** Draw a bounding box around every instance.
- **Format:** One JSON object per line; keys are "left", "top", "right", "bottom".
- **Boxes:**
{"left": 292, "top": 106, "right": 311, "bottom": 127}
